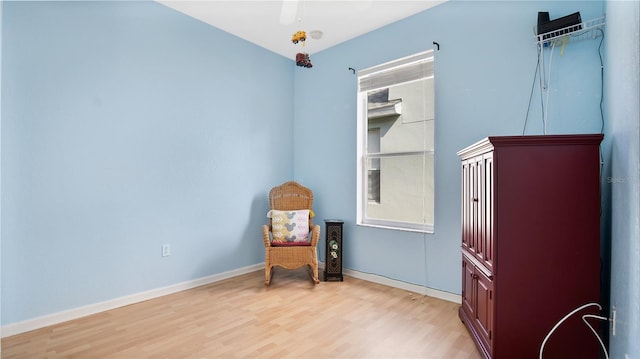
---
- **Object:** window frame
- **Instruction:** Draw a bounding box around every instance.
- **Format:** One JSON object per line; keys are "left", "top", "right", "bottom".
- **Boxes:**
{"left": 356, "top": 50, "right": 435, "bottom": 233}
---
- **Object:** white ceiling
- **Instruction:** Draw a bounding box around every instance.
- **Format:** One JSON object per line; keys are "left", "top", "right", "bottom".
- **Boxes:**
{"left": 157, "top": 1, "right": 445, "bottom": 60}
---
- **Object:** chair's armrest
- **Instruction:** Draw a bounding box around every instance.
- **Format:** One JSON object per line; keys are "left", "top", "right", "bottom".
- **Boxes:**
{"left": 310, "top": 224, "right": 320, "bottom": 247}
{"left": 262, "top": 225, "right": 272, "bottom": 247}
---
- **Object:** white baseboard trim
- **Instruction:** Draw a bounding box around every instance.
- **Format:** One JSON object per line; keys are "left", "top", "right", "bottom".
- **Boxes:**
{"left": 1, "top": 263, "right": 263, "bottom": 338}
{"left": 318, "top": 261, "right": 461, "bottom": 304}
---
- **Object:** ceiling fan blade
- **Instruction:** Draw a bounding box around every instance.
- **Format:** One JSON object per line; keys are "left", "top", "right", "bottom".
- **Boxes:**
{"left": 279, "top": 0, "right": 299, "bottom": 25}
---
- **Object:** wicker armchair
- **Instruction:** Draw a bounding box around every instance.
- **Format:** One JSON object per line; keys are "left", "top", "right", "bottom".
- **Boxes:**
{"left": 262, "top": 181, "right": 320, "bottom": 286}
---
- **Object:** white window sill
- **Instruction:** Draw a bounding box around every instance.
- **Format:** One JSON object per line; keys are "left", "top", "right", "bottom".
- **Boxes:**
{"left": 357, "top": 221, "right": 434, "bottom": 234}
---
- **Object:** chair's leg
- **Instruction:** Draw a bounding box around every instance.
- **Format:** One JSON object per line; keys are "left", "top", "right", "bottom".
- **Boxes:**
{"left": 309, "top": 264, "right": 320, "bottom": 284}
{"left": 265, "top": 265, "right": 272, "bottom": 286}
{"left": 312, "top": 254, "right": 320, "bottom": 284}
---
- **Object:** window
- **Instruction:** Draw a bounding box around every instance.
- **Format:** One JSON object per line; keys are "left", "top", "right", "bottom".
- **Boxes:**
{"left": 356, "top": 50, "right": 435, "bottom": 233}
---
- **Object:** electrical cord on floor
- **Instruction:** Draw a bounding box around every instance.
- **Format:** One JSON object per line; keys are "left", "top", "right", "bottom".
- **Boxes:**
{"left": 538, "top": 302, "right": 610, "bottom": 359}
{"left": 342, "top": 265, "right": 456, "bottom": 304}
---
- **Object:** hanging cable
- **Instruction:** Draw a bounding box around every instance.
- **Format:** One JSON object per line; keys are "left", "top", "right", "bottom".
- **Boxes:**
{"left": 422, "top": 63, "right": 429, "bottom": 300}
{"left": 537, "top": 44, "right": 547, "bottom": 134}
{"left": 596, "top": 28, "right": 605, "bottom": 134}
{"left": 595, "top": 28, "right": 606, "bottom": 220}
{"left": 543, "top": 40, "right": 557, "bottom": 134}
{"left": 523, "top": 48, "right": 541, "bottom": 135}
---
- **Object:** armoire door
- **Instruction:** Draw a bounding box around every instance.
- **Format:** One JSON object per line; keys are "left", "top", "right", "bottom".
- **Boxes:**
{"left": 461, "top": 254, "right": 475, "bottom": 318}
{"left": 474, "top": 268, "right": 493, "bottom": 349}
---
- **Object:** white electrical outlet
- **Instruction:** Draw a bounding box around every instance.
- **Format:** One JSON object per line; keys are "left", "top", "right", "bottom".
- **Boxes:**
{"left": 162, "top": 244, "right": 171, "bottom": 257}
{"left": 611, "top": 306, "right": 616, "bottom": 336}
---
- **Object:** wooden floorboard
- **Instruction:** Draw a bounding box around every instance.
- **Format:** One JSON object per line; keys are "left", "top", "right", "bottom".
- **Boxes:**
{"left": 2, "top": 268, "right": 482, "bottom": 358}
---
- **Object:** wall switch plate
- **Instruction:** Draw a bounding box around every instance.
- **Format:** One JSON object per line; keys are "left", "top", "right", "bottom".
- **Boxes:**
{"left": 162, "top": 244, "right": 171, "bottom": 257}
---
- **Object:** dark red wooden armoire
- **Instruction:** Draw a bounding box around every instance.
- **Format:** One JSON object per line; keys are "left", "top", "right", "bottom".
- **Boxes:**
{"left": 457, "top": 134, "right": 604, "bottom": 359}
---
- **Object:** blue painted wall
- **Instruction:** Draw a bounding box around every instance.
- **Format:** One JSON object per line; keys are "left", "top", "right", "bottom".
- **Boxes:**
{"left": 603, "top": 1, "right": 640, "bottom": 358}
{"left": 294, "top": 0, "right": 606, "bottom": 295}
{"left": 1, "top": 1, "right": 293, "bottom": 325}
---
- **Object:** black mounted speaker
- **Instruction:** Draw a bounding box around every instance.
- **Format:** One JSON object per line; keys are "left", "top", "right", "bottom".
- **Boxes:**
{"left": 324, "top": 220, "right": 344, "bottom": 281}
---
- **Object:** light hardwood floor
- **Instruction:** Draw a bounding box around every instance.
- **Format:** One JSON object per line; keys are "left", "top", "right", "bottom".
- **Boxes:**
{"left": 3, "top": 268, "right": 482, "bottom": 359}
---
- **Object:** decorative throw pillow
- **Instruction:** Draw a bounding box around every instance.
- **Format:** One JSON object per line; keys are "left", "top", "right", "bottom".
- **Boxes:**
{"left": 269, "top": 209, "right": 310, "bottom": 243}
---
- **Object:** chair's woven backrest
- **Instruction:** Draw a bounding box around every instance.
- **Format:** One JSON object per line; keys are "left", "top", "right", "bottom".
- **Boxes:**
{"left": 270, "top": 181, "right": 314, "bottom": 225}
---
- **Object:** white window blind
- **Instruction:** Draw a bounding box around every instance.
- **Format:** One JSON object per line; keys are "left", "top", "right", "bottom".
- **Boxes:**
{"left": 359, "top": 51, "right": 434, "bottom": 92}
